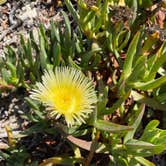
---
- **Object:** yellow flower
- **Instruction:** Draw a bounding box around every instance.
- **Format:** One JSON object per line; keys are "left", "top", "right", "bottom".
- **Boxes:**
{"left": 30, "top": 67, "right": 97, "bottom": 126}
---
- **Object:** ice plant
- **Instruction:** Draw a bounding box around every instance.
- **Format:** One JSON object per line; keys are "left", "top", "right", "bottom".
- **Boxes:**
{"left": 30, "top": 67, "right": 97, "bottom": 126}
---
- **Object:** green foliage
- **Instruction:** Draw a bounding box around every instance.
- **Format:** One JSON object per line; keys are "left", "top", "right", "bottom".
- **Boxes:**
{"left": 0, "top": 0, "right": 166, "bottom": 165}
{"left": 0, "top": 147, "right": 37, "bottom": 166}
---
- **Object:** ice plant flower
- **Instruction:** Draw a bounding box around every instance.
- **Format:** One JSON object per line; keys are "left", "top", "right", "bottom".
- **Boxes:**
{"left": 30, "top": 67, "right": 97, "bottom": 126}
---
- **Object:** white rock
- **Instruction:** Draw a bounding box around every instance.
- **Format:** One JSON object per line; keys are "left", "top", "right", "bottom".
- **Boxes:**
{"left": 17, "top": 4, "right": 38, "bottom": 21}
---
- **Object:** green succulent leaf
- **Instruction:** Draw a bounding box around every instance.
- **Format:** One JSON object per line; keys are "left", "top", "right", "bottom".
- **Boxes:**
{"left": 26, "top": 39, "right": 33, "bottom": 68}
{"left": 134, "top": 156, "right": 155, "bottom": 166}
{"left": 5, "top": 46, "right": 17, "bottom": 65}
{"left": 39, "top": 156, "right": 83, "bottom": 166}
{"left": 25, "top": 97, "right": 44, "bottom": 120}
{"left": 94, "top": 119, "right": 133, "bottom": 133}
{"left": 50, "top": 21, "right": 60, "bottom": 42}
{"left": 39, "top": 30, "right": 48, "bottom": 70}
{"left": 129, "top": 75, "right": 166, "bottom": 90}
{"left": 52, "top": 42, "right": 61, "bottom": 67}
{"left": 64, "top": 0, "right": 79, "bottom": 23}
{"left": 122, "top": 32, "right": 141, "bottom": 79}
{"left": 127, "top": 55, "right": 146, "bottom": 82}
{"left": 140, "top": 120, "right": 166, "bottom": 145}
{"left": 125, "top": 139, "right": 164, "bottom": 157}
{"left": 62, "top": 11, "right": 71, "bottom": 40}
{"left": 144, "top": 42, "right": 166, "bottom": 81}
{"left": 124, "top": 104, "right": 145, "bottom": 143}
{"left": 131, "top": 90, "right": 166, "bottom": 111}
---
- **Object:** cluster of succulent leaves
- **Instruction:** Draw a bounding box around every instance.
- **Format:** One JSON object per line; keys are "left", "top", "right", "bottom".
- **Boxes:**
{"left": 0, "top": 0, "right": 166, "bottom": 165}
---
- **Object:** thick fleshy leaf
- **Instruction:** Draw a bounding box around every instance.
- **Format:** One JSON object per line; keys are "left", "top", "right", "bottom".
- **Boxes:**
{"left": 129, "top": 75, "right": 166, "bottom": 90}
{"left": 26, "top": 39, "right": 33, "bottom": 68}
{"left": 25, "top": 97, "right": 44, "bottom": 119}
{"left": 5, "top": 125, "right": 16, "bottom": 147}
{"left": 94, "top": 120, "right": 133, "bottom": 133}
{"left": 50, "top": 21, "right": 60, "bottom": 42}
{"left": 39, "top": 31, "right": 47, "bottom": 70}
{"left": 124, "top": 104, "right": 145, "bottom": 143}
{"left": 39, "top": 156, "right": 83, "bottom": 166}
{"left": 62, "top": 11, "right": 71, "bottom": 39}
{"left": 125, "top": 139, "right": 164, "bottom": 157}
{"left": 128, "top": 55, "right": 146, "bottom": 82}
{"left": 144, "top": 42, "right": 166, "bottom": 81}
{"left": 52, "top": 42, "right": 61, "bottom": 67}
{"left": 68, "top": 56, "right": 81, "bottom": 70}
{"left": 135, "top": 157, "right": 155, "bottom": 166}
{"left": 156, "top": 92, "right": 166, "bottom": 103}
{"left": 64, "top": 0, "right": 79, "bottom": 23}
{"left": 131, "top": 90, "right": 166, "bottom": 111}
{"left": 140, "top": 120, "right": 166, "bottom": 145}
{"left": 122, "top": 32, "right": 140, "bottom": 79}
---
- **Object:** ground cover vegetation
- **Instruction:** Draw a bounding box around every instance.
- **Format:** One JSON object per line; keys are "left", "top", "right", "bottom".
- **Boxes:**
{"left": 0, "top": 0, "right": 166, "bottom": 165}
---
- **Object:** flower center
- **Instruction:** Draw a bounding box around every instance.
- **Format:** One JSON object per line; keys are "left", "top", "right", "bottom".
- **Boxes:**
{"left": 52, "top": 86, "right": 81, "bottom": 114}
{"left": 61, "top": 95, "right": 72, "bottom": 108}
